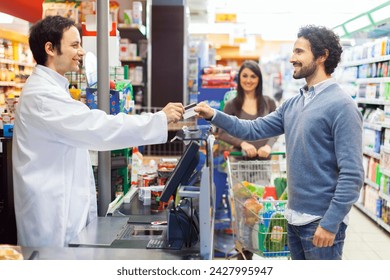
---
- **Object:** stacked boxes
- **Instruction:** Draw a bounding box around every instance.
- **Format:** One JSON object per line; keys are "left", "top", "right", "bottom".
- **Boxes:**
{"left": 86, "top": 88, "right": 121, "bottom": 115}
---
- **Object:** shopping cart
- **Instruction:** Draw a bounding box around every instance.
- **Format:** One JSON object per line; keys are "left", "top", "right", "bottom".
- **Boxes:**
{"left": 225, "top": 151, "right": 290, "bottom": 259}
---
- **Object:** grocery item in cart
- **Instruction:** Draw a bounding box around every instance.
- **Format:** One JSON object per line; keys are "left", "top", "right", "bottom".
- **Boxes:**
{"left": 264, "top": 212, "right": 288, "bottom": 252}
{"left": 227, "top": 157, "right": 290, "bottom": 258}
{"left": 243, "top": 197, "right": 263, "bottom": 226}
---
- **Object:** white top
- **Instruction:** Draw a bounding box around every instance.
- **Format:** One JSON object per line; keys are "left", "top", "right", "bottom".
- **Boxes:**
{"left": 13, "top": 65, "right": 168, "bottom": 247}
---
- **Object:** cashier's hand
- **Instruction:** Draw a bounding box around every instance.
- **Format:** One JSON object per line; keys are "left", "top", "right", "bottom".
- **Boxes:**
{"left": 194, "top": 102, "right": 215, "bottom": 120}
{"left": 162, "top": 103, "right": 185, "bottom": 124}
{"left": 312, "top": 225, "right": 336, "bottom": 247}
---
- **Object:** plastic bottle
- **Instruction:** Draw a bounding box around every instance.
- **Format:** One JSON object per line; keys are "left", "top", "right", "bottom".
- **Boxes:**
{"left": 131, "top": 147, "right": 143, "bottom": 186}
{"left": 132, "top": 2, "right": 143, "bottom": 25}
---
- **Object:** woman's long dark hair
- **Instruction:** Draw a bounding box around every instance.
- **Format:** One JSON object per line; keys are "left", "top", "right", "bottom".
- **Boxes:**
{"left": 233, "top": 60, "right": 265, "bottom": 114}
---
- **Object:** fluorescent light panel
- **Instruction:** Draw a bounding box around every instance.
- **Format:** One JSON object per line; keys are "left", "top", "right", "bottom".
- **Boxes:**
{"left": 370, "top": 4, "right": 390, "bottom": 23}
{"left": 344, "top": 15, "right": 371, "bottom": 33}
{"left": 333, "top": 26, "right": 346, "bottom": 37}
{"left": 0, "top": 12, "right": 14, "bottom": 24}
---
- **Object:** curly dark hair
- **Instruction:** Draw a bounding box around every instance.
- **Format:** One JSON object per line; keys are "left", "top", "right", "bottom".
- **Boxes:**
{"left": 297, "top": 25, "right": 343, "bottom": 75}
{"left": 234, "top": 60, "right": 265, "bottom": 114}
{"left": 29, "top": 16, "right": 76, "bottom": 65}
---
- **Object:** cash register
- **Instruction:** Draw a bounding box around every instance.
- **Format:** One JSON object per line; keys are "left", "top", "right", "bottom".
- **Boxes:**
{"left": 114, "top": 127, "right": 216, "bottom": 259}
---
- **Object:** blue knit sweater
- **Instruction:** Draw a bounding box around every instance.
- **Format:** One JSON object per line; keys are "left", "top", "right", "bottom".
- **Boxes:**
{"left": 212, "top": 82, "right": 364, "bottom": 233}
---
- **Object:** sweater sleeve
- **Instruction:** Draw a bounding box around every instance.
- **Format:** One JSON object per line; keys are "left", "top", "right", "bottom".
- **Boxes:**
{"left": 217, "top": 101, "right": 245, "bottom": 148}
{"left": 217, "top": 97, "right": 280, "bottom": 150}
{"left": 264, "top": 97, "right": 278, "bottom": 148}
{"left": 319, "top": 100, "right": 364, "bottom": 233}
{"left": 212, "top": 101, "right": 285, "bottom": 141}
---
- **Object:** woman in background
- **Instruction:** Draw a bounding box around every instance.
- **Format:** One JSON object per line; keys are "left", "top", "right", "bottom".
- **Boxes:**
{"left": 219, "top": 60, "right": 278, "bottom": 159}
{"left": 219, "top": 60, "right": 278, "bottom": 260}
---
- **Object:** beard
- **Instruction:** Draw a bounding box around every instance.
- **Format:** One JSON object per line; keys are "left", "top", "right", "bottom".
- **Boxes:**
{"left": 292, "top": 61, "right": 317, "bottom": 79}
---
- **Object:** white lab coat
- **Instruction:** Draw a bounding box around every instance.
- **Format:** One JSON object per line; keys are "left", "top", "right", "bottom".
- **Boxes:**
{"left": 12, "top": 66, "right": 168, "bottom": 247}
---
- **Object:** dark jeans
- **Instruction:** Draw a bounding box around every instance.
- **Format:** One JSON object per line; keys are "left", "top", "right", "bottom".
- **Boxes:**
{"left": 287, "top": 220, "right": 347, "bottom": 260}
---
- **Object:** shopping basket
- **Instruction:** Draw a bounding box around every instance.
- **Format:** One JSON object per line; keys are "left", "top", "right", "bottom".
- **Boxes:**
{"left": 225, "top": 152, "right": 290, "bottom": 259}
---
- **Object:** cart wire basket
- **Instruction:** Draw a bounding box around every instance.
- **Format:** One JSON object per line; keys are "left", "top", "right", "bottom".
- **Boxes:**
{"left": 225, "top": 152, "right": 290, "bottom": 259}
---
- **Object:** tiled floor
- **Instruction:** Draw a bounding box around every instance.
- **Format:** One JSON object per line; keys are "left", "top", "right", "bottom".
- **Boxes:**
{"left": 343, "top": 206, "right": 390, "bottom": 260}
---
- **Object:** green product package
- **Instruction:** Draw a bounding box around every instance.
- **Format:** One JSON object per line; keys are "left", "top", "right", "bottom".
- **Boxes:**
{"left": 246, "top": 183, "right": 265, "bottom": 198}
{"left": 274, "top": 177, "right": 287, "bottom": 199}
{"left": 264, "top": 212, "right": 288, "bottom": 252}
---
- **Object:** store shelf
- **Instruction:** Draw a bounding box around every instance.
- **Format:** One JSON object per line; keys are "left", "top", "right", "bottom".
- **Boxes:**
{"left": 364, "top": 178, "right": 379, "bottom": 190}
{"left": 120, "top": 57, "right": 143, "bottom": 63}
{"left": 363, "top": 147, "right": 381, "bottom": 160}
{"left": 131, "top": 83, "right": 145, "bottom": 88}
{"left": 117, "top": 24, "right": 146, "bottom": 36}
{"left": 354, "top": 203, "right": 390, "bottom": 233}
{"left": 382, "top": 145, "right": 390, "bottom": 154}
{"left": 0, "top": 81, "right": 16, "bottom": 87}
{"left": 0, "top": 58, "right": 35, "bottom": 68}
{"left": 118, "top": 25, "right": 146, "bottom": 41}
{"left": 356, "top": 77, "right": 390, "bottom": 84}
{"left": 0, "top": 27, "right": 28, "bottom": 44}
{"left": 381, "top": 167, "right": 390, "bottom": 177}
{"left": 339, "top": 6, "right": 390, "bottom": 238}
{"left": 117, "top": 24, "right": 147, "bottom": 109}
{"left": 379, "top": 191, "right": 390, "bottom": 202}
{"left": 342, "top": 54, "right": 390, "bottom": 67}
{"left": 356, "top": 98, "right": 390, "bottom": 105}
{"left": 363, "top": 122, "right": 382, "bottom": 131}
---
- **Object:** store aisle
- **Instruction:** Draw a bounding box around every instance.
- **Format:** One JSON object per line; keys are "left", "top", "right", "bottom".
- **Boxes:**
{"left": 343, "top": 206, "right": 390, "bottom": 260}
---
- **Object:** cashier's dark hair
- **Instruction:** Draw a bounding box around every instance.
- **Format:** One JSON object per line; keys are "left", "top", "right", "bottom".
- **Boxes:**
{"left": 297, "top": 25, "right": 343, "bottom": 75}
{"left": 29, "top": 15, "right": 76, "bottom": 65}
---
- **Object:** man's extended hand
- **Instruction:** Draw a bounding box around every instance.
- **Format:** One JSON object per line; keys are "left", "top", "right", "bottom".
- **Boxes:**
{"left": 194, "top": 102, "right": 215, "bottom": 120}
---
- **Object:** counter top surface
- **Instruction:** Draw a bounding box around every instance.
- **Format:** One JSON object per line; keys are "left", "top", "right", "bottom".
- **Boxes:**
{"left": 21, "top": 246, "right": 199, "bottom": 260}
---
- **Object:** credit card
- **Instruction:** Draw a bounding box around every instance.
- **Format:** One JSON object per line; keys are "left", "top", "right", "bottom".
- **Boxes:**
{"left": 183, "top": 103, "right": 197, "bottom": 119}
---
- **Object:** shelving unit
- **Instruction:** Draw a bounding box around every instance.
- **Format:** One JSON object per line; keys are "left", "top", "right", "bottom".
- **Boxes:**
{"left": 341, "top": 42, "right": 390, "bottom": 233}
{"left": 0, "top": 29, "right": 34, "bottom": 125}
{"left": 335, "top": 3, "right": 390, "bottom": 231}
{"left": 0, "top": 58, "right": 34, "bottom": 93}
{"left": 117, "top": 25, "right": 147, "bottom": 111}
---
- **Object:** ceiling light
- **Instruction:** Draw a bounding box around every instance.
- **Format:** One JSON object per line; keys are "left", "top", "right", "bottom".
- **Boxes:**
{"left": 344, "top": 15, "right": 371, "bottom": 33}
{"left": 370, "top": 4, "right": 390, "bottom": 24}
{"left": 0, "top": 12, "right": 14, "bottom": 24}
{"left": 333, "top": 26, "right": 346, "bottom": 37}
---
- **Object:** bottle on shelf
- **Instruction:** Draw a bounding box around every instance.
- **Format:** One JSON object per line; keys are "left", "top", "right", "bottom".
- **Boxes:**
{"left": 130, "top": 146, "right": 143, "bottom": 186}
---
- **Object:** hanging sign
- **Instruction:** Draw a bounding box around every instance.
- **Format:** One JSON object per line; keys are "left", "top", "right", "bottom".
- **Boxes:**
{"left": 215, "top": 13, "right": 237, "bottom": 23}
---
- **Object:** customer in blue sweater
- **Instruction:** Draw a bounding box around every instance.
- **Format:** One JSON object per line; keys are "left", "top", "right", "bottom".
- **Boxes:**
{"left": 194, "top": 25, "right": 364, "bottom": 260}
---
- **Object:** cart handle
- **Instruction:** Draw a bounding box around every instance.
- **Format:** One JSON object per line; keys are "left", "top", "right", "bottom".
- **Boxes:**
{"left": 223, "top": 150, "right": 286, "bottom": 159}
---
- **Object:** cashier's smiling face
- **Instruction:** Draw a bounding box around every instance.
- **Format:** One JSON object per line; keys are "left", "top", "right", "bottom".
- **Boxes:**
{"left": 52, "top": 26, "right": 85, "bottom": 76}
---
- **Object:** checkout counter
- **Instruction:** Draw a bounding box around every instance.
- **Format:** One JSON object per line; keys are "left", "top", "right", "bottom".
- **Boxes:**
{"left": 36, "top": 128, "right": 217, "bottom": 260}
{"left": 62, "top": 192, "right": 201, "bottom": 260}
{"left": 19, "top": 193, "right": 199, "bottom": 260}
